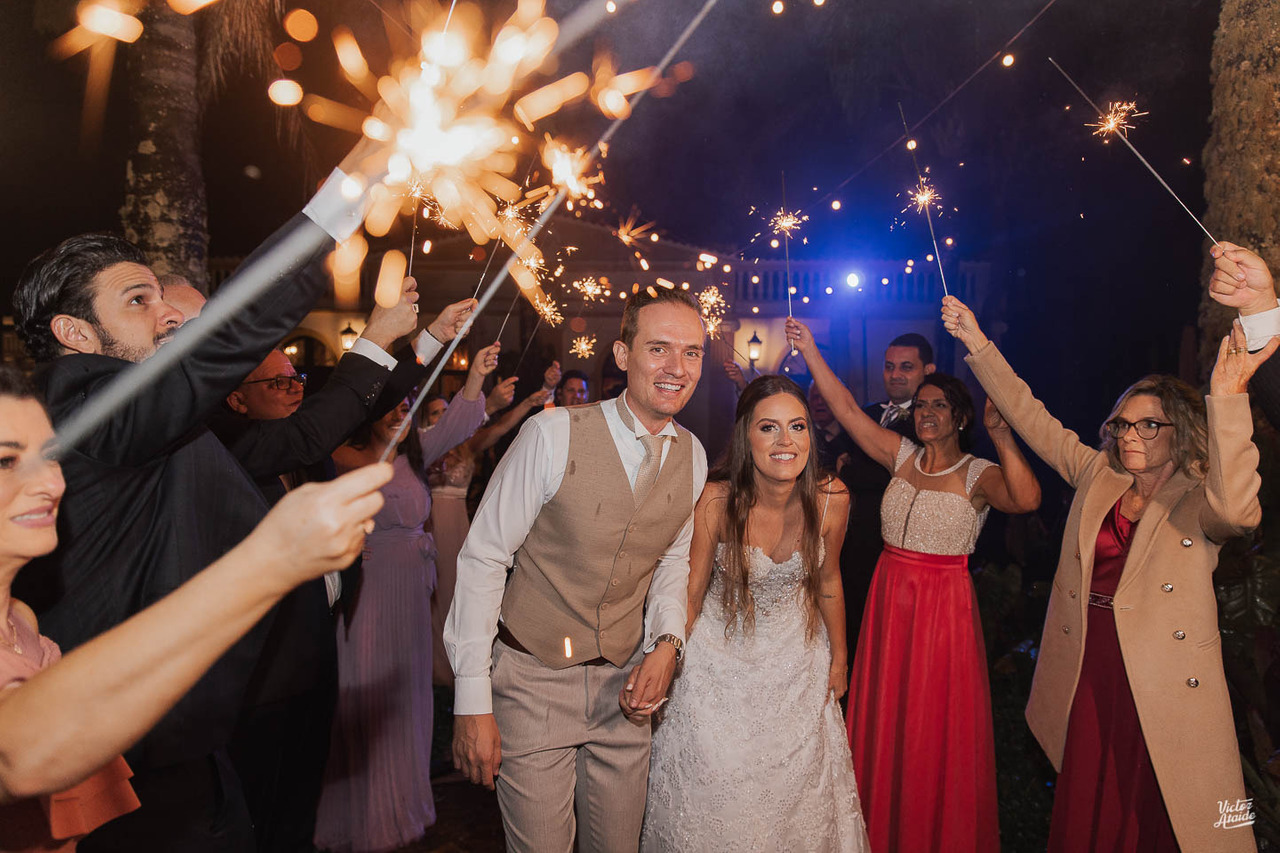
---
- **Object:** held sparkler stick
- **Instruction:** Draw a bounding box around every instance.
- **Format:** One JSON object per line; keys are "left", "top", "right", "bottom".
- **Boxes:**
{"left": 897, "top": 103, "right": 949, "bottom": 297}
{"left": 1047, "top": 57, "right": 1218, "bottom": 247}
{"left": 375, "top": 0, "right": 724, "bottom": 461}
{"left": 781, "top": 172, "right": 796, "bottom": 356}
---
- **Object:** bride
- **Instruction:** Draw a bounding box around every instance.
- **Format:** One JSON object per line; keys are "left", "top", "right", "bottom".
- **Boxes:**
{"left": 641, "top": 376, "right": 869, "bottom": 852}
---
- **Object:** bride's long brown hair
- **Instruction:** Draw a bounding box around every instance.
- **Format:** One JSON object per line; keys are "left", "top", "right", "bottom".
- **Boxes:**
{"left": 713, "top": 375, "right": 829, "bottom": 641}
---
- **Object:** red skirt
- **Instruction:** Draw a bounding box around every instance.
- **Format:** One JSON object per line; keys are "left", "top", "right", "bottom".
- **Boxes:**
{"left": 846, "top": 543, "right": 1000, "bottom": 852}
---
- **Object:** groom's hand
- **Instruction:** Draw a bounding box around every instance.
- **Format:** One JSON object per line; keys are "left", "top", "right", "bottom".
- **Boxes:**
{"left": 619, "top": 644, "right": 678, "bottom": 721}
{"left": 453, "top": 713, "right": 502, "bottom": 789}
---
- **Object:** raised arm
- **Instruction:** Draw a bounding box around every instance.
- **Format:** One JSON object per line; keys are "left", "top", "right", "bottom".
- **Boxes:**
{"left": 470, "top": 384, "right": 551, "bottom": 454}
{"left": 0, "top": 463, "right": 391, "bottom": 803}
{"left": 785, "top": 318, "right": 904, "bottom": 470}
{"left": 943, "top": 295, "right": 1100, "bottom": 489}
{"left": 973, "top": 399, "right": 1042, "bottom": 514}
{"left": 815, "top": 480, "right": 851, "bottom": 700}
{"left": 1200, "top": 321, "right": 1275, "bottom": 542}
{"left": 417, "top": 342, "right": 498, "bottom": 466}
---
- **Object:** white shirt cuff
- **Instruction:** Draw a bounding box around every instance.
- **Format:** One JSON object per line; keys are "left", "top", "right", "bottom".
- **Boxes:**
{"left": 347, "top": 337, "right": 397, "bottom": 371}
{"left": 324, "top": 571, "right": 342, "bottom": 608}
{"left": 453, "top": 675, "right": 493, "bottom": 715}
{"left": 1239, "top": 303, "right": 1280, "bottom": 352}
{"left": 302, "top": 168, "right": 369, "bottom": 242}
{"left": 413, "top": 329, "right": 444, "bottom": 365}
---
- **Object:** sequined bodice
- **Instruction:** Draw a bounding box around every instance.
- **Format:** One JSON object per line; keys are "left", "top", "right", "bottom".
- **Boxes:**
{"left": 880, "top": 437, "right": 994, "bottom": 556}
{"left": 709, "top": 543, "right": 814, "bottom": 620}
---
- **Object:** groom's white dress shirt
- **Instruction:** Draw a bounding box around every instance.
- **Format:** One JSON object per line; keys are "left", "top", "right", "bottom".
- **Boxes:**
{"left": 445, "top": 392, "right": 708, "bottom": 715}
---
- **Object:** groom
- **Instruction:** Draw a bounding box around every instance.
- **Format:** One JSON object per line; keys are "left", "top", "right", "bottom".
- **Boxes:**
{"left": 445, "top": 287, "right": 708, "bottom": 851}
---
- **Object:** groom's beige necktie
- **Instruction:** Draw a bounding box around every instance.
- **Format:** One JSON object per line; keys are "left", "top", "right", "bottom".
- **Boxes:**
{"left": 615, "top": 396, "right": 668, "bottom": 505}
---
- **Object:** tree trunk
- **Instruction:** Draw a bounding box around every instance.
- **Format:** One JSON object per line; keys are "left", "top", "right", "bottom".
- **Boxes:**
{"left": 1197, "top": 0, "right": 1280, "bottom": 376}
{"left": 118, "top": 1, "right": 209, "bottom": 291}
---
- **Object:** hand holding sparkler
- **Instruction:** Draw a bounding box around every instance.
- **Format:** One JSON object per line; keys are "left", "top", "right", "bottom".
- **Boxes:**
{"left": 723, "top": 360, "right": 748, "bottom": 392}
{"left": 486, "top": 376, "right": 519, "bottom": 415}
{"left": 784, "top": 316, "right": 815, "bottom": 358}
{"left": 940, "top": 295, "right": 991, "bottom": 355}
{"left": 361, "top": 276, "right": 421, "bottom": 349}
{"left": 461, "top": 343, "right": 502, "bottom": 404}
{"left": 1208, "top": 242, "right": 1277, "bottom": 317}
{"left": 542, "top": 361, "right": 562, "bottom": 394}
{"left": 428, "top": 298, "right": 479, "bottom": 345}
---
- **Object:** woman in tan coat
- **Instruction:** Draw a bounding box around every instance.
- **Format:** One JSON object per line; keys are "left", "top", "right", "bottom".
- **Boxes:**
{"left": 942, "top": 295, "right": 1275, "bottom": 852}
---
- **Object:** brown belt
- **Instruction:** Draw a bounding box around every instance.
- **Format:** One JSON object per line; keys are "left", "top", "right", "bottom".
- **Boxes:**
{"left": 496, "top": 623, "right": 609, "bottom": 666}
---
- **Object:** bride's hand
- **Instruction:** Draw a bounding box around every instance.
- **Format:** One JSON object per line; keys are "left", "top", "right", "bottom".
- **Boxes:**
{"left": 828, "top": 661, "right": 848, "bottom": 701}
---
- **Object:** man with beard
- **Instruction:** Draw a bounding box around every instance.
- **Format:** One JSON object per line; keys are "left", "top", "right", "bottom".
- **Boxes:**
{"left": 10, "top": 152, "right": 383, "bottom": 851}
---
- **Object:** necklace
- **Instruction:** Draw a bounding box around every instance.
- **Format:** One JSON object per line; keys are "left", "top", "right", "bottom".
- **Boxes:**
{"left": 913, "top": 450, "right": 972, "bottom": 477}
{"left": 3, "top": 616, "right": 21, "bottom": 656}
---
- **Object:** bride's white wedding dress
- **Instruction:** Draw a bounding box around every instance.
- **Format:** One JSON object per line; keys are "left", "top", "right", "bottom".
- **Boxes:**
{"left": 641, "top": 542, "right": 870, "bottom": 852}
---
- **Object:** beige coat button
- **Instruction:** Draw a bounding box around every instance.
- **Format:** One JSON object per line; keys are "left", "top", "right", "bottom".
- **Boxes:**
{"left": 1062, "top": 626, "right": 1070, "bottom": 634}
{"left": 1068, "top": 590, "right": 1077, "bottom": 598}
{"left": 1181, "top": 538, "right": 1193, "bottom": 547}
{"left": 611, "top": 579, "right": 619, "bottom": 587}
{"left": 1173, "top": 630, "right": 1186, "bottom": 640}
{"left": 1187, "top": 677, "right": 1199, "bottom": 688}
{"left": 1161, "top": 583, "right": 1174, "bottom": 592}
{"left": 1074, "top": 549, "right": 1081, "bottom": 559}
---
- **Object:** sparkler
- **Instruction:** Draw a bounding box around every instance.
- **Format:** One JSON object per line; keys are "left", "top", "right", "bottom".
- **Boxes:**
{"left": 376, "top": 0, "right": 725, "bottom": 463}
{"left": 570, "top": 335, "right": 597, "bottom": 359}
{"left": 533, "top": 292, "right": 564, "bottom": 326}
{"left": 776, "top": 173, "right": 801, "bottom": 353}
{"left": 697, "top": 285, "right": 729, "bottom": 339}
{"left": 896, "top": 103, "right": 949, "bottom": 296}
{"left": 1048, "top": 58, "right": 1217, "bottom": 246}
{"left": 571, "top": 276, "right": 606, "bottom": 302}
{"left": 1088, "top": 101, "right": 1146, "bottom": 140}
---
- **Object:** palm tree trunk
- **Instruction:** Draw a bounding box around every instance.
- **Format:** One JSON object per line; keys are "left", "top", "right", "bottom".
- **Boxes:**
{"left": 1197, "top": 0, "right": 1280, "bottom": 375}
{"left": 118, "top": 1, "right": 209, "bottom": 291}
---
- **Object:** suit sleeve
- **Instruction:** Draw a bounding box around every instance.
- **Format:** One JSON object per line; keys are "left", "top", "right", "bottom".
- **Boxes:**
{"left": 67, "top": 214, "right": 336, "bottom": 467}
{"left": 964, "top": 341, "right": 1101, "bottom": 489}
{"left": 208, "top": 352, "right": 391, "bottom": 478}
{"left": 1248, "top": 349, "right": 1280, "bottom": 430}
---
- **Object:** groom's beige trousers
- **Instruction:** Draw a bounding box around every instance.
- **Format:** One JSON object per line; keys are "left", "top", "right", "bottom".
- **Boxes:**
{"left": 491, "top": 637, "right": 651, "bottom": 853}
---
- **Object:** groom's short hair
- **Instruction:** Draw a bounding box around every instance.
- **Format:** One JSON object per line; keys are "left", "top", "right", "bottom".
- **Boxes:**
{"left": 619, "top": 287, "right": 701, "bottom": 349}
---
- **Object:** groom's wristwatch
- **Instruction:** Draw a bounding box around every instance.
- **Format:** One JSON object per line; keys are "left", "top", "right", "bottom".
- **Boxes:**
{"left": 654, "top": 633, "right": 685, "bottom": 661}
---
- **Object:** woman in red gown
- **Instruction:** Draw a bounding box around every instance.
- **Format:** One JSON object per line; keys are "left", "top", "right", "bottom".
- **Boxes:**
{"left": 789, "top": 319, "right": 1041, "bottom": 852}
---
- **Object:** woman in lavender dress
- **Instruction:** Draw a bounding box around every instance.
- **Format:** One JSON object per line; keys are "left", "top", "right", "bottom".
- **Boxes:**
{"left": 314, "top": 343, "right": 499, "bottom": 853}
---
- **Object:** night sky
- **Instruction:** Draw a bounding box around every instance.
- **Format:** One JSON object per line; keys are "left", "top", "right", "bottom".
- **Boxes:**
{"left": 0, "top": 0, "right": 1224, "bottom": 442}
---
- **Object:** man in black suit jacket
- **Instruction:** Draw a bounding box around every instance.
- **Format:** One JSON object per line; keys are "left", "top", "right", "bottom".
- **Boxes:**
{"left": 836, "top": 333, "right": 935, "bottom": 660}
{"left": 11, "top": 161, "right": 378, "bottom": 851}
{"left": 208, "top": 284, "right": 475, "bottom": 853}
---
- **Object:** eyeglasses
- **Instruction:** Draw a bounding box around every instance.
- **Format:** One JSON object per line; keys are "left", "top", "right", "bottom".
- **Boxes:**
{"left": 242, "top": 373, "right": 306, "bottom": 392}
{"left": 1104, "top": 417, "right": 1174, "bottom": 440}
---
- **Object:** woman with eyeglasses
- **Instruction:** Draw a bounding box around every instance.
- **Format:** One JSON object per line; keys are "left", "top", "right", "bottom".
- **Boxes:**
{"left": 942, "top": 294, "right": 1276, "bottom": 853}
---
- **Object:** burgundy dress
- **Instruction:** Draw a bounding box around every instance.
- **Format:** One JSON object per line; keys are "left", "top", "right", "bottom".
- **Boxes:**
{"left": 1049, "top": 500, "right": 1179, "bottom": 851}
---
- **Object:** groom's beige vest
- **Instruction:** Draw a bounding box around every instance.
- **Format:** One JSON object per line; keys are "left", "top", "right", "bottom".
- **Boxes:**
{"left": 500, "top": 402, "right": 694, "bottom": 669}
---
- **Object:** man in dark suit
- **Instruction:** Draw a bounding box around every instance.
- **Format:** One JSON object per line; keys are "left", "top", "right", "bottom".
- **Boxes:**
{"left": 204, "top": 281, "right": 475, "bottom": 852}
{"left": 11, "top": 157, "right": 380, "bottom": 851}
{"left": 837, "top": 333, "right": 935, "bottom": 659}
